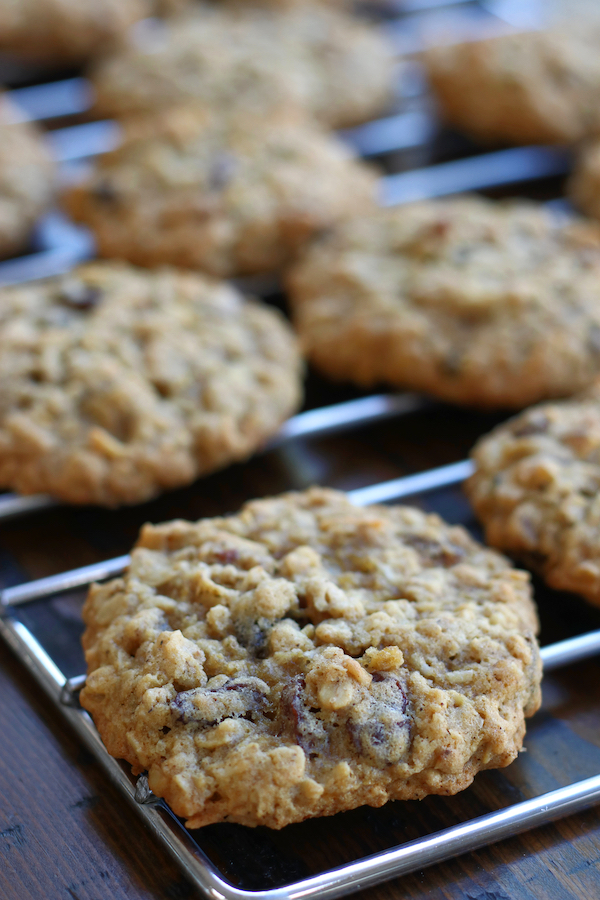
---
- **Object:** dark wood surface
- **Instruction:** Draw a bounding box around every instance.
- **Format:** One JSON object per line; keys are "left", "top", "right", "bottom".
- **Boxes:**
{"left": 2, "top": 391, "right": 600, "bottom": 900}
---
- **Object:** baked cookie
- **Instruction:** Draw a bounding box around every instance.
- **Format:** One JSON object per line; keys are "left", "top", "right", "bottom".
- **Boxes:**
{"left": 467, "top": 386, "right": 600, "bottom": 606}
{"left": 287, "top": 196, "right": 600, "bottom": 409}
{"left": 89, "top": 3, "right": 395, "bottom": 129}
{"left": 425, "top": 24, "right": 600, "bottom": 145}
{"left": 0, "top": 95, "right": 55, "bottom": 258}
{"left": 569, "top": 140, "right": 600, "bottom": 222}
{"left": 0, "top": 262, "right": 301, "bottom": 506}
{"left": 64, "top": 108, "right": 377, "bottom": 278}
{"left": 0, "top": 0, "right": 146, "bottom": 63}
{"left": 80, "top": 486, "right": 541, "bottom": 829}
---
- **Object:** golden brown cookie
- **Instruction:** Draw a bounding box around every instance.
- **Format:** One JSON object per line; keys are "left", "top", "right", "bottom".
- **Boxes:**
{"left": 287, "top": 196, "right": 600, "bottom": 409}
{"left": 425, "top": 24, "right": 600, "bottom": 145}
{"left": 64, "top": 108, "right": 377, "bottom": 278}
{"left": 0, "top": 262, "right": 301, "bottom": 506}
{"left": 0, "top": 95, "right": 55, "bottom": 258}
{"left": 89, "top": 3, "right": 395, "bottom": 129}
{"left": 466, "top": 385, "right": 600, "bottom": 606}
{"left": 81, "top": 487, "right": 541, "bottom": 829}
{"left": 0, "top": 0, "right": 146, "bottom": 63}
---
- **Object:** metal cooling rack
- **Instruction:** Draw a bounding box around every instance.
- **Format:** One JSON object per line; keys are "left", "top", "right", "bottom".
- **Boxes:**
{"left": 0, "top": 1, "right": 593, "bottom": 896}
{"left": 3, "top": 461, "right": 600, "bottom": 900}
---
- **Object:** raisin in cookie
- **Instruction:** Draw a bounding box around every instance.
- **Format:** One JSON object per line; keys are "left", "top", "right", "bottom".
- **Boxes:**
{"left": 287, "top": 196, "right": 600, "bottom": 409}
{"left": 0, "top": 262, "right": 301, "bottom": 506}
{"left": 81, "top": 487, "right": 541, "bottom": 829}
{"left": 425, "top": 24, "right": 600, "bottom": 145}
{"left": 0, "top": 95, "right": 55, "bottom": 258}
{"left": 64, "top": 109, "right": 376, "bottom": 278}
{"left": 0, "top": 0, "right": 147, "bottom": 63}
{"left": 466, "top": 386, "right": 600, "bottom": 606}
{"left": 89, "top": 3, "right": 395, "bottom": 129}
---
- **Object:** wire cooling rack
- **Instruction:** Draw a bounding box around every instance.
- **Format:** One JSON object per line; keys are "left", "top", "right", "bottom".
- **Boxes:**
{"left": 3, "top": 458, "right": 600, "bottom": 900}
{"left": 1, "top": 1, "right": 597, "bottom": 897}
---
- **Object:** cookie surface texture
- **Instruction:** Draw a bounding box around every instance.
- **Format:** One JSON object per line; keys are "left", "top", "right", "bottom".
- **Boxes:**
{"left": 0, "top": 262, "right": 301, "bottom": 506}
{"left": 81, "top": 487, "right": 541, "bottom": 829}
{"left": 64, "top": 109, "right": 376, "bottom": 277}
{"left": 89, "top": 3, "right": 394, "bottom": 128}
{"left": 0, "top": 96, "right": 55, "bottom": 258}
{"left": 0, "top": 0, "right": 145, "bottom": 62}
{"left": 467, "top": 386, "right": 600, "bottom": 605}
{"left": 288, "top": 196, "right": 600, "bottom": 409}
{"left": 425, "top": 24, "right": 600, "bottom": 145}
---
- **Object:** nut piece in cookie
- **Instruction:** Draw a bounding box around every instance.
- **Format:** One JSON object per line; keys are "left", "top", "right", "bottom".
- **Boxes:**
{"left": 425, "top": 23, "right": 600, "bottom": 146}
{"left": 287, "top": 196, "right": 600, "bottom": 409}
{"left": 0, "top": 261, "right": 301, "bottom": 506}
{"left": 64, "top": 108, "right": 377, "bottom": 278}
{"left": 0, "top": 95, "right": 55, "bottom": 259}
{"left": 81, "top": 487, "right": 541, "bottom": 829}
{"left": 466, "top": 383, "right": 600, "bottom": 606}
{"left": 89, "top": 3, "right": 395, "bottom": 129}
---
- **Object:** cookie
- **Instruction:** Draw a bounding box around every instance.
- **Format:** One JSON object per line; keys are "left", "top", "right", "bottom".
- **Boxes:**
{"left": 80, "top": 486, "right": 541, "bottom": 829}
{"left": 287, "top": 196, "right": 600, "bottom": 409}
{"left": 569, "top": 140, "right": 600, "bottom": 222}
{"left": 466, "top": 386, "right": 600, "bottom": 606}
{"left": 0, "top": 95, "right": 55, "bottom": 259}
{"left": 89, "top": 3, "right": 395, "bottom": 129}
{"left": 0, "top": 0, "right": 147, "bottom": 63}
{"left": 425, "top": 24, "right": 600, "bottom": 145}
{"left": 0, "top": 262, "right": 301, "bottom": 506}
{"left": 64, "top": 108, "right": 377, "bottom": 278}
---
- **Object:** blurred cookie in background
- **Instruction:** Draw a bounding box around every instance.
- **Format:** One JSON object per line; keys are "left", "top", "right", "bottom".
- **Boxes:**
{"left": 424, "top": 23, "right": 600, "bottom": 145}
{"left": 0, "top": 0, "right": 148, "bottom": 64}
{"left": 64, "top": 108, "right": 377, "bottom": 278}
{"left": 0, "top": 261, "right": 302, "bottom": 506}
{"left": 0, "top": 93, "right": 55, "bottom": 258}
{"left": 90, "top": 3, "right": 396, "bottom": 129}
{"left": 287, "top": 196, "right": 600, "bottom": 409}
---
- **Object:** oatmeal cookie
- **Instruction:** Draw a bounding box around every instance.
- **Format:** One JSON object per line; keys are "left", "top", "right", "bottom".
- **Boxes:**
{"left": 64, "top": 109, "right": 377, "bottom": 278}
{"left": 425, "top": 25, "right": 600, "bottom": 145}
{"left": 467, "top": 386, "right": 600, "bottom": 606}
{"left": 80, "top": 487, "right": 541, "bottom": 830}
{"left": 89, "top": 4, "right": 395, "bottom": 129}
{"left": 0, "top": 262, "right": 301, "bottom": 506}
{"left": 0, "top": 0, "right": 146, "bottom": 63}
{"left": 287, "top": 196, "right": 600, "bottom": 409}
{"left": 0, "top": 95, "right": 55, "bottom": 259}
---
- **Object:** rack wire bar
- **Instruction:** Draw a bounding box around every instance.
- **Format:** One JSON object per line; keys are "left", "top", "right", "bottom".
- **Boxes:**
{"left": 0, "top": 392, "right": 427, "bottom": 525}
{"left": 271, "top": 392, "right": 425, "bottom": 445}
{"left": 380, "top": 146, "right": 571, "bottom": 205}
{"left": 348, "top": 458, "right": 474, "bottom": 506}
{"left": 7, "top": 77, "right": 93, "bottom": 121}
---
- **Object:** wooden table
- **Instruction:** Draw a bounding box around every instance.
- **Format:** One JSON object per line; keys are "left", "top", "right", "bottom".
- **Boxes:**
{"left": 2, "top": 386, "right": 600, "bottom": 900}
